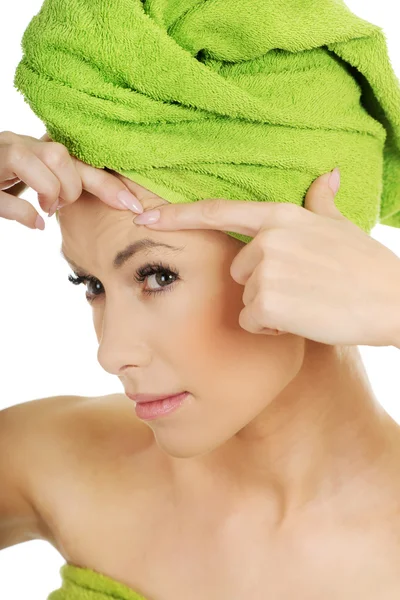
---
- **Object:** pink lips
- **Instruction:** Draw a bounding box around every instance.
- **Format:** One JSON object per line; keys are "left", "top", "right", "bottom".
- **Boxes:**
{"left": 126, "top": 391, "right": 187, "bottom": 404}
{"left": 133, "top": 392, "right": 188, "bottom": 420}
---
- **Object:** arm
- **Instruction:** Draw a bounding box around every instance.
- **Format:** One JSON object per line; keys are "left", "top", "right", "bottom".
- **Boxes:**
{"left": 0, "top": 402, "right": 48, "bottom": 550}
{"left": 0, "top": 394, "right": 91, "bottom": 551}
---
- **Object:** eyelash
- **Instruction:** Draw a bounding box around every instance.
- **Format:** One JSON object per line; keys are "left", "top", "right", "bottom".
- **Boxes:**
{"left": 68, "top": 261, "right": 180, "bottom": 302}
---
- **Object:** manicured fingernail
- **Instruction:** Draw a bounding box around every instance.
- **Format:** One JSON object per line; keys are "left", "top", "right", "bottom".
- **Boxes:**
{"left": 328, "top": 167, "right": 341, "bottom": 195}
{"left": 117, "top": 190, "right": 143, "bottom": 214}
{"left": 133, "top": 209, "right": 160, "bottom": 225}
{"left": 48, "top": 200, "right": 59, "bottom": 218}
{"left": 35, "top": 215, "right": 46, "bottom": 230}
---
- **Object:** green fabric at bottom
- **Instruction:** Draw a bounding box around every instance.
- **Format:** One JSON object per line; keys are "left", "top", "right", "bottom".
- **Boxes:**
{"left": 48, "top": 564, "right": 149, "bottom": 600}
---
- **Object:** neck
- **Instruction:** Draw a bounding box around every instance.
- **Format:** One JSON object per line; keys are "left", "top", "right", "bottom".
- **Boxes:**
{"left": 172, "top": 341, "right": 400, "bottom": 522}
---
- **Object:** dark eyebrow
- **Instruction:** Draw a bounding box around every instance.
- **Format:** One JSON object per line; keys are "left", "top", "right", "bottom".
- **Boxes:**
{"left": 60, "top": 238, "right": 185, "bottom": 273}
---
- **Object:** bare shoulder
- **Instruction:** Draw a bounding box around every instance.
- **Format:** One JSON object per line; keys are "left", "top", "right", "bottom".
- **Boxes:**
{"left": 1, "top": 394, "right": 146, "bottom": 515}
{"left": 16, "top": 392, "right": 149, "bottom": 469}
{"left": 0, "top": 393, "right": 151, "bottom": 551}
{"left": 0, "top": 395, "right": 92, "bottom": 549}
{"left": 1, "top": 393, "right": 138, "bottom": 450}
{"left": 57, "top": 392, "right": 150, "bottom": 458}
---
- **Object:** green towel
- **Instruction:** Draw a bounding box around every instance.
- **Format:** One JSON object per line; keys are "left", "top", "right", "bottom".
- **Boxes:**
{"left": 48, "top": 564, "right": 148, "bottom": 600}
{"left": 14, "top": 0, "right": 400, "bottom": 244}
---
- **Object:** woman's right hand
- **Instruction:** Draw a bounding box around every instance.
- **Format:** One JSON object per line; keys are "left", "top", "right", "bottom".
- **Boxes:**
{"left": 0, "top": 130, "right": 143, "bottom": 230}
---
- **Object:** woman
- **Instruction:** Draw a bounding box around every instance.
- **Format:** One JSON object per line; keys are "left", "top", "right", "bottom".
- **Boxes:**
{"left": 1, "top": 131, "right": 400, "bottom": 600}
{"left": 2, "top": 0, "right": 400, "bottom": 597}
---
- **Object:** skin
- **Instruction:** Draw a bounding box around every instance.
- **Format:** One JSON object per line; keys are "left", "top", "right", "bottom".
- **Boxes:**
{"left": 58, "top": 172, "right": 400, "bottom": 533}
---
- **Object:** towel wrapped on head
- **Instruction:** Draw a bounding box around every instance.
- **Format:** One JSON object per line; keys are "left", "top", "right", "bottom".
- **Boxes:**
{"left": 14, "top": 0, "right": 400, "bottom": 244}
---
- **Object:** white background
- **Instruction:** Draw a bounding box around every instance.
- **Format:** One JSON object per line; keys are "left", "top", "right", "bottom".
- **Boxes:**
{"left": 0, "top": 1, "right": 399, "bottom": 598}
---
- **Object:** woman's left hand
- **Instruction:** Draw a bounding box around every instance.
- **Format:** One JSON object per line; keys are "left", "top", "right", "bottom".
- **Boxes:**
{"left": 133, "top": 170, "right": 400, "bottom": 348}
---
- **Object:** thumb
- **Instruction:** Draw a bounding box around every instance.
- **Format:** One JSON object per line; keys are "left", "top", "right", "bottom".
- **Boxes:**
{"left": 304, "top": 168, "right": 345, "bottom": 221}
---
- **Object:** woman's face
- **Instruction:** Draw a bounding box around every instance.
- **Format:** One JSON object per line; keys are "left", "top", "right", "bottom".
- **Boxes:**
{"left": 59, "top": 175, "right": 305, "bottom": 460}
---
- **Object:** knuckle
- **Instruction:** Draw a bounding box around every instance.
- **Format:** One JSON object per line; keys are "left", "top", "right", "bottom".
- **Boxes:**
{"left": 201, "top": 199, "right": 224, "bottom": 225}
{"left": 44, "top": 143, "right": 71, "bottom": 169}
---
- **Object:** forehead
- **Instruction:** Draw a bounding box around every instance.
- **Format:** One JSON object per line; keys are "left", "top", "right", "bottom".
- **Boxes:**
{"left": 58, "top": 194, "right": 178, "bottom": 272}
{"left": 57, "top": 173, "right": 241, "bottom": 272}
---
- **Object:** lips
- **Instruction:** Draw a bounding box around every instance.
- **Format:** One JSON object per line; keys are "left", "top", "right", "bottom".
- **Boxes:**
{"left": 125, "top": 391, "right": 187, "bottom": 404}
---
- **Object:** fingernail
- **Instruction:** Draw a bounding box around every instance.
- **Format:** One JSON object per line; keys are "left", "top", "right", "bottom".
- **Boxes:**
{"left": 133, "top": 209, "right": 160, "bottom": 225}
{"left": 117, "top": 190, "right": 143, "bottom": 214}
{"left": 35, "top": 215, "right": 46, "bottom": 230}
{"left": 48, "top": 200, "right": 59, "bottom": 218}
{"left": 328, "top": 167, "right": 341, "bottom": 195}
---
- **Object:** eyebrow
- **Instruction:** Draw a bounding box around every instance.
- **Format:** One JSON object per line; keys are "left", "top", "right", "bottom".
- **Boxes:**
{"left": 60, "top": 238, "right": 185, "bottom": 273}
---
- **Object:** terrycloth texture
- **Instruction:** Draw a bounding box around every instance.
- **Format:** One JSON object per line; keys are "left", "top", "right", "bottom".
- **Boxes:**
{"left": 48, "top": 564, "right": 149, "bottom": 600}
{"left": 14, "top": 0, "right": 400, "bottom": 244}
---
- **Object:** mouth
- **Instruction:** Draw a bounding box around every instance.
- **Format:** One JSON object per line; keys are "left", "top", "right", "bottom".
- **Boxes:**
{"left": 132, "top": 392, "right": 189, "bottom": 421}
{"left": 125, "top": 391, "right": 188, "bottom": 404}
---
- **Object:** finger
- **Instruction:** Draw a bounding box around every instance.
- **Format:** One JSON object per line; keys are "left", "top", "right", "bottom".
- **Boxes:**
{"left": 304, "top": 170, "right": 346, "bottom": 221}
{"left": 74, "top": 159, "right": 143, "bottom": 213}
{"left": 0, "top": 142, "right": 61, "bottom": 210}
{"left": 110, "top": 172, "right": 162, "bottom": 203}
{"left": 230, "top": 234, "right": 264, "bottom": 285}
{"left": 0, "top": 176, "right": 21, "bottom": 191}
{"left": 239, "top": 298, "right": 286, "bottom": 335}
{"left": 238, "top": 303, "right": 267, "bottom": 334}
{"left": 1, "top": 131, "right": 50, "bottom": 144}
{"left": 35, "top": 142, "right": 82, "bottom": 208}
{"left": 0, "top": 189, "right": 44, "bottom": 230}
{"left": 134, "top": 198, "right": 311, "bottom": 236}
{"left": 241, "top": 259, "right": 266, "bottom": 307}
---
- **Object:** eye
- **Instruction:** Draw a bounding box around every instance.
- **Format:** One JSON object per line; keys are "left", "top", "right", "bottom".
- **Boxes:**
{"left": 134, "top": 261, "right": 180, "bottom": 296}
{"left": 67, "top": 260, "right": 180, "bottom": 302}
{"left": 68, "top": 273, "right": 104, "bottom": 301}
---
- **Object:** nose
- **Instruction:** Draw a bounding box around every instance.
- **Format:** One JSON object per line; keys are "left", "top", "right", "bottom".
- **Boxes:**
{"left": 96, "top": 302, "right": 151, "bottom": 375}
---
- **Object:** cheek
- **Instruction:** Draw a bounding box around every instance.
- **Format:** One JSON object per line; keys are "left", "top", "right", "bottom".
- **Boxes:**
{"left": 171, "top": 275, "right": 245, "bottom": 362}
{"left": 178, "top": 283, "right": 303, "bottom": 412}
